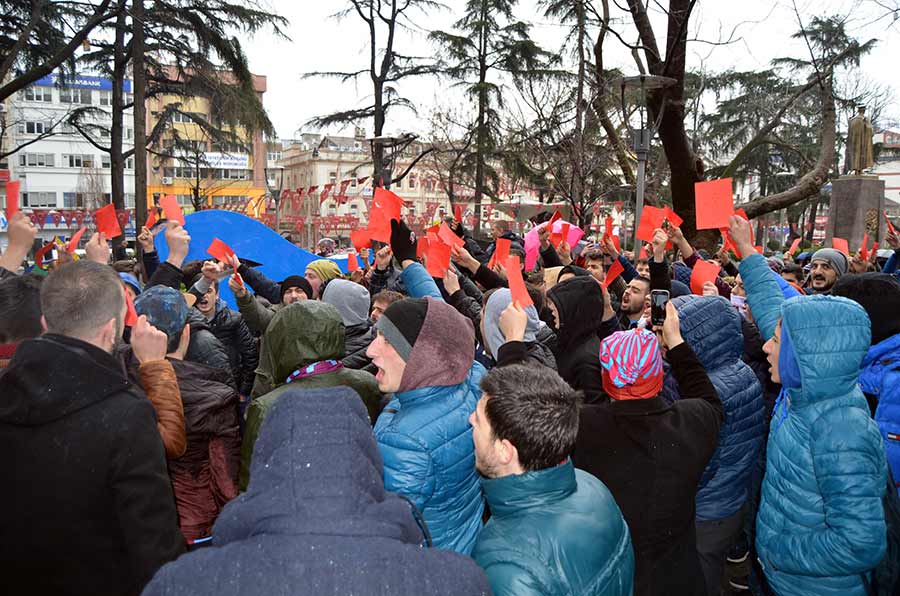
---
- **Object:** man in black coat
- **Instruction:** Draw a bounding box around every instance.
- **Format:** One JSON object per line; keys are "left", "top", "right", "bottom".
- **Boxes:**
{"left": 573, "top": 302, "right": 724, "bottom": 596}
{"left": 0, "top": 260, "right": 185, "bottom": 596}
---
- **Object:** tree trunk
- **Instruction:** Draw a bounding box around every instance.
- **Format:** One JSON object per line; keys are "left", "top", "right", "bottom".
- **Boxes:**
{"left": 109, "top": 0, "right": 127, "bottom": 257}
{"left": 571, "top": 0, "right": 586, "bottom": 221}
{"left": 473, "top": 0, "right": 489, "bottom": 237}
{"left": 132, "top": 0, "right": 148, "bottom": 239}
{"left": 373, "top": 79, "right": 385, "bottom": 188}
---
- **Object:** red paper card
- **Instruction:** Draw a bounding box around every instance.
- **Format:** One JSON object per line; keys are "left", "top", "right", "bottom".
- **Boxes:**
{"left": 603, "top": 259, "right": 625, "bottom": 289}
{"left": 232, "top": 272, "right": 244, "bottom": 288}
{"left": 145, "top": 207, "right": 159, "bottom": 229}
{"left": 787, "top": 237, "right": 801, "bottom": 256}
{"left": 494, "top": 238, "right": 511, "bottom": 264}
{"left": 454, "top": 204, "right": 463, "bottom": 223}
{"left": 560, "top": 223, "right": 571, "bottom": 244}
{"left": 639, "top": 246, "right": 648, "bottom": 260}
{"left": 348, "top": 253, "right": 360, "bottom": 272}
{"left": 832, "top": 237, "right": 849, "bottom": 256}
{"left": 207, "top": 238, "right": 236, "bottom": 263}
{"left": 426, "top": 239, "right": 451, "bottom": 279}
{"left": 695, "top": 178, "right": 734, "bottom": 230}
{"left": 438, "top": 222, "right": 464, "bottom": 248}
{"left": 612, "top": 235, "right": 621, "bottom": 252}
{"left": 549, "top": 231, "right": 563, "bottom": 249}
{"left": 690, "top": 259, "right": 721, "bottom": 295}
{"left": 604, "top": 216, "right": 614, "bottom": 238}
{"left": 5, "top": 180, "right": 20, "bottom": 218}
{"left": 860, "top": 232, "right": 869, "bottom": 260}
{"left": 373, "top": 187, "right": 404, "bottom": 222}
{"left": 417, "top": 237, "right": 428, "bottom": 259}
{"left": 124, "top": 289, "right": 139, "bottom": 327}
{"left": 506, "top": 256, "right": 533, "bottom": 307}
{"left": 94, "top": 204, "right": 122, "bottom": 238}
{"left": 636, "top": 205, "right": 667, "bottom": 242}
{"left": 157, "top": 195, "right": 183, "bottom": 225}
{"left": 548, "top": 210, "right": 562, "bottom": 227}
{"left": 873, "top": 242, "right": 880, "bottom": 253}
{"left": 755, "top": 246, "right": 764, "bottom": 254}
{"left": 886, "top": 211, "right": 897, "bottom": 236}
{"left": 350, "top": 229, "right": 371, "bottom": 252}
{"left": 664, "top": 207, "right": 683, "bottom": 228}
{"left": 66, "top": 226, "right": 87, "bottom": 254}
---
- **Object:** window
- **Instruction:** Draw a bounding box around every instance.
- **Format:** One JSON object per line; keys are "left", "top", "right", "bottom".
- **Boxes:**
{"left": 63, "top": 192, "right": 86, "bottom": 208}
{"left": 23, "top": 192, "right": 57, "bottom": 207}
{"left": 172, "top": 111, "right": 204, "bottom": 124}
{"left": 101, "top": 155, "right": 111, "bottom": 169}
{"left": 351, "top": 178, "right": 358, "bottom": 188}
{"left": 124, "top": 93, "right": 134, "bottom": 106}
{"left": 18, "top": 121, "right": 50, "bottom": 135}
{"left": 329, "top": 171, "right": 337, "bottom": 185}
{"left": 408, "top": 207, "right": 416, "bottom": 217}
{"left": 125, "top": 156, "right": 134, "bottom": 170}
{"left": 425, "top": 178, "right": 435, "bottom": 192}
{"left": 328, "top": 205, "right": 336, "bottom": 216}
{"left": 408, "top": 174, "right": 417, "bottom": 189}
{"left": 267, "top": 151, "right": 282, "bottom": 162}
{"left": 124, "top": 127, "right": 133, "bottom": 140}
{"left": 98, "top": 126, "right": 111, "bottom": 138}
{"left": 176, "top": 195, "right": 193, "bottom": 206}
{"left": 19, "top": 153, "right": 55, "bottom": 167}
{"left": 211, "top": 141, "right": 246, "bottom": 153}
{"left": 99, "top": 91, "right": 111, "bottom": 106}
{"left": 63, "top": 154, "right": 94, "bottom": 168}
{"left": 24, "top": 87, "right": 52, "bottom": 102}
{"left": 350, "top": 203, "right": 359, "bottom": 215}
{"left": 124, "top": 193, "right": 135, "bottom": 208}
{"left": 60, "top": 88, "right": 91, "bottom": 104}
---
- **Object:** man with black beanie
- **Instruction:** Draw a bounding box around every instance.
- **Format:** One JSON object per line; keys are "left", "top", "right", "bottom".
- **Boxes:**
{"left": 229, "top": 272, "right": 313, "bottom": 334}
{"left": 833, "top": 273, "right": 900, "bottom": 490}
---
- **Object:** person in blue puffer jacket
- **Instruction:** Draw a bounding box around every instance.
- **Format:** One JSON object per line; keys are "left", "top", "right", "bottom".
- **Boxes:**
{"left": 729, "top": 215, "right": 888, "bottom": 596}
{"left": 365, "top": 219, "right": 486, "bottom": 554}
{"left": 662, "top": 295, "right": 765, "bottom": 595}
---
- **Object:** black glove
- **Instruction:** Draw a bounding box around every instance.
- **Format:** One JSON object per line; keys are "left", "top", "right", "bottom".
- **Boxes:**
{"left": 390, "top": 219, "right": 417, "bottom": 264}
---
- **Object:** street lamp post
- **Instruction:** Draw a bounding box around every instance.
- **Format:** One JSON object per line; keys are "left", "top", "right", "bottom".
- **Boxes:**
{"left": 615, "top": 75, "right": 677, "bottom": 249}
{"left": 265, "top": 165, "right": 284, "bottom": 232}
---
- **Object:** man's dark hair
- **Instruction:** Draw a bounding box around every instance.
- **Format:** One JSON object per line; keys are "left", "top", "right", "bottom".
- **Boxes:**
{"left": 782, "top": 263, "right": 803, "bottom": 279}
{"left": 480, "top": 364, "right": 581, "bottom": 472}
{"left": 41, "top": 261, "right": 124, "bottom": 337}
{"left": 112, "top": 259, "right": 137, "bottom": 274}
{"left": 493, "top": 220, "right": 510, "bottom": 233}
{"left": 0, "top": 274, "right": 44, "bottom": 343}
{"left": 372, "top": 289, "right": 404, "bottom": 307}
{"left": 636, "top": 258, "right": 649, "bottom": 267}
{"left": 583, "top": 249, "right": 606, "bottom": 263}
{"left": 633, "top": 275, "right": 651, "bottom": 288}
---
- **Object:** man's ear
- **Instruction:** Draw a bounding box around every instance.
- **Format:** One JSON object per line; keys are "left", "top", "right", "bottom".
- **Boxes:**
{"left": 497, "top": 438, "right": 518, "bottom": 468}
{"left": 177, "top": 324, "right": 191, "bottom": 355}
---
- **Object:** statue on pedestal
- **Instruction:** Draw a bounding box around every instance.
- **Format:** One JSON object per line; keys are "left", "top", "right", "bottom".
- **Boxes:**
{"left": 846, "top": 105, "right": 874, "bottom": 175}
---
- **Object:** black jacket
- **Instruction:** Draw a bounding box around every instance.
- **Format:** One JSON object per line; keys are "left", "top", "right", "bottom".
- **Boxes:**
{"left": 343, "top": 322, "right": 375, "bottom": 370}
{"left": 573, "top": 342, "right": 724, "bottom": 596}
{"left": 481, "top": 231, "right": 524, "bottom": 264}
{"left": 0, "top": 334, "right": 185, "bottom": 595}
{"left": 206, "top": 303, "right": 259, "bottom": 395}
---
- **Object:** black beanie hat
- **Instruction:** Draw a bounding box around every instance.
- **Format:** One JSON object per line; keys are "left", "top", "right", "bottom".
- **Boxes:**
{"left": 833, "top": 273, "right": 900, "bottom": 345}
{"left": 373, "top": 298, "right": 429, "bottom": 361}
{"left": 280, "top": 275, "right": 314, "bottom": 301}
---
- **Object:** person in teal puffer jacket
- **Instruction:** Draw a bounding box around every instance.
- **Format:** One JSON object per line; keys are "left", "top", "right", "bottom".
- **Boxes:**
{"left": 366, "top": 220, "right": 486, "bottom": 554}
{"left": 471, "top": 364, "right": 633, "bottom": 596}
{"left": 730, "top": 215, "right": 888, "bottom": 596}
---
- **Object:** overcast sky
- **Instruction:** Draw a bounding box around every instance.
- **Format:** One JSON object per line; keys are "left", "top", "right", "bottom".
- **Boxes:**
{"left": 245, "top": 0, "right": 900, "bottom": 139}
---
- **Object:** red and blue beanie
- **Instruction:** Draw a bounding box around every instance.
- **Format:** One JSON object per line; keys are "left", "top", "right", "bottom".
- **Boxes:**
{"left": 600, "top": 329, "right": 664, "bottom": 400}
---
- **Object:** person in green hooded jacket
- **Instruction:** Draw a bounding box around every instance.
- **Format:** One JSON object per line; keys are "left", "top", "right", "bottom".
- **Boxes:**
{"left": 239, "top": 300, "right": 382, "bottom": 490}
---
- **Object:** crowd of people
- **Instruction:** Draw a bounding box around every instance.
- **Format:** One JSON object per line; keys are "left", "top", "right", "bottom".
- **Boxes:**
{"left": 1, "top": 206, "right": 899, "bottom": 596}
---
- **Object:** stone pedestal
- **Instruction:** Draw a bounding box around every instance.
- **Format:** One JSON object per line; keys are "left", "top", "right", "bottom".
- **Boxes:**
{"left": 826, "top": 176, "right": 886, "bottom": 251}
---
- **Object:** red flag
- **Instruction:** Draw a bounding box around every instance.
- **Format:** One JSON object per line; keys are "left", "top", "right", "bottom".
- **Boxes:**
{"left": 506, "top": 256, "right": 533, "bottom": 307}
{"left": 356, "top": 176, "right": 369, "bottom": 186}
{"left": 320, "top": 183, "right": 334, "bottom": 203}
{"left": 690, "top": 260, "right": 721, "bottom": 295}
{"left": 695, "top": 178, "right": 734, "bottom": 230}
{"left": 207, "top": 238, "right": 236, "bottom": 263}
{"left": 65, "top": 226, "right": 87, "bottom": 254}
{"left": 603, "top": 259, "right": 625, "bottom": 288}
{"left": 5, "top": 180, "right": 20, "bottom": 218}
{"left": 94, "top": 204, "right": 122, "bottom": 238}
{"left": 348, "top": 252, "right": 360, "bottom": 272}
{"left": 160, "top": 195, "right": 185, "bottom": 225}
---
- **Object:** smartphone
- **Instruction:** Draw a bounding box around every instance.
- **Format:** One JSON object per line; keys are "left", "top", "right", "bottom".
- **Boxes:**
{"left": 650, "top": 290, "right": 669, "bottom": 327}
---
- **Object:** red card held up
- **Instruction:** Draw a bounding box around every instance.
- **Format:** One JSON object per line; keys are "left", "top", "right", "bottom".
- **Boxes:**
{"left": 160, "top": 195, "right": 185, "bottom": 225}
{"left": 560, "top": 223, "right": 571, "bottom": 244}
{"left": 506, "top": 256, "right": 533, "bottom": 307}
{"left": 787, "top": 237, "right": 802, "bottom": 256}
{"left": 94, "top": 204, "right": 122, "bottom": 238}
{"left": 886, "top": 211, "right": 897, "bottom": 236}
{"left": 372, "top": 188, "right": 404, "bottom": 222}
{"left": 690, "top": 259, "right": 721, "bottom": 295}
{"left": 548, "top": 210, "right": 562, "bottom": 227}
{"left": 350, "top": 229, "right": 371, "bottom": 252}
{"left": 207, "top": 238, "right": 236, "bottom": 263}
{"left": 639, "top": 245, "right": 648, "bottom": 260}
{"left": 416, "top": 237, "right": 429, "bottom": 259}
{"left": 664, "top": 207, "right": 683, "bottom": 228}
{"left": 494, "top": 238, "right": 511, "bottom": 264}
{"left": 603, "top": 259, "right": 625, "bottom": 289}
{"left": 66, "top": 226, "right": 87, "bottom": 254}
{"left": 695, "top": 178, "right": 734, "bottom": 230}
{"left": 612, "top": 235, "right": 621, "bottom": 252}
{"left": 755, "top": 246, "right": 764, "bottom": 254}
{"left": 860, "top": 232, "right": 869, "bottom": 261}
{"left": 604, "top": 215, "right": 614, "bottom": 238}
{"left": 145, "top": 207, "right": 159, "bottom": 229}
{"left": 636, "top": 205, "right": 667, "bottom": 242}
{"left": 5, "top": 180, "right": 20, "bottom": 218}
{"left": 348, "top": 253, "right": 360, "bottom": 272}
{"left": 438, "top": 222, "right": 464, "bottom": 248}
{"left": 832, "top": 237, "right": 849, "bottom": 256}
{"left": 426, "top": 239, "right": 451, "bottom": 279}
{"left": 124, "top": 289, "right": 139, "bottom": 327}
{"left": 454, "top": 204, "right": 463, "bottom": 223}
{"left": 549, "top": 231, "right": 563, "bottom": 249}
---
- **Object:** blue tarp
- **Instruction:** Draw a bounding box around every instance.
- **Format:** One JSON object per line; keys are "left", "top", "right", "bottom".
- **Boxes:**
{"left": 153, "top": 210, "right": 345, "bottom": 309}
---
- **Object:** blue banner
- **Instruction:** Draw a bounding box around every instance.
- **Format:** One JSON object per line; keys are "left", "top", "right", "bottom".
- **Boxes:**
{"left": 33, "top": 74, "right": 132, "bottom": 93}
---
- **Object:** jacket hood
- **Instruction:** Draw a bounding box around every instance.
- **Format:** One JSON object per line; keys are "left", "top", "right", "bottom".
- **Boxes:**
{"left": 673, "top": 295, "right": 743, "bottom": 370}
{"left": 215, "top": 386, "right": 424, "bottom": 545}
{"left": 0, "top": 334, "right": 131, "bottom": 426}
{"left": 780, "top": 294, "right": 871, "bottom": 405}
{"left": 398, "top": 297, "right": 475, "bottom": 393}
{"left": 546, "top": 277, "right": 605, "bottom": 353}
{"left": 255, "top": 301, "right": 345, "bottom": 389}
{"left": 482, "top": 288, "right": 540, "bottom": 359}
{"left": 322, "top": 279, "right": 371, "bottom": 327}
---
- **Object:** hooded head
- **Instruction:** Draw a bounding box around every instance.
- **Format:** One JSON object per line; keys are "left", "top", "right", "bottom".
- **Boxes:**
{"left": 255, "top": 301, "right": 345, "bottom": 391}
{"left": 546, "top": 276, "right": 605, "bottom": 352}
{"left": 672, "top": 295, "right": 743, "bottom": 370}
{"left": 305, "top": 259, "right": 343, "bottom": 298}
{"left": 832, "top": 273, "right": 900, "bottom": 346}
{"left": 481, "top": 288, "right": 540, "bottom": 359}
{"left": 322, "top": 279, "right": 371, "bottom": 328}
{"left": 370, "top": 297, "right": 474, "bottom": 393}
{"left": 214, "top": 386, "right": 424, "bottom": 546}
{"left": 600, "top": 329, "right": 664, "bottom": 400}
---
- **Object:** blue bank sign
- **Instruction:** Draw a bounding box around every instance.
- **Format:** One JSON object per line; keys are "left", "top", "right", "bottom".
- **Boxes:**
{"left": 34, "top": 73, "right": 132, "bottom": 93}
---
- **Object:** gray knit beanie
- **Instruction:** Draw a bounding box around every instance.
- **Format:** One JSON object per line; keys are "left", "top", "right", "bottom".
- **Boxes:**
{"left": 811, "top": 248, "right": 849, "bottom": 277}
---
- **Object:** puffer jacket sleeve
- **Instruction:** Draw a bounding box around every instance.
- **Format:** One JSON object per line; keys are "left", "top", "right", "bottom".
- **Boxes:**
{"left": 235, "top": 318, "right": 258, "bottom": 395}
{"left": 739, "top": 253, "right": 784, "bottom": 341}
{"left": 400, "top": 262, "right": 443, "bottom": 300}
{"left": 141, "top": 250, "right": 160, "bottom": 280}
{"left": 237, "top": 264, "right": 282, "bottom": 305}
{"left": 480, "top": 557, "right": 552, "bottom": 596}
{"left": 769, "top": 406, "right": 887, "bottom": 576}
{"left": 618, "top": 254, "right": 639, "bottom": 283}
{"left": 138, "top": 360, "right": 186, "bottom": 458}
{"left": 377, "top": 430, "right": 436, "bottom": 513}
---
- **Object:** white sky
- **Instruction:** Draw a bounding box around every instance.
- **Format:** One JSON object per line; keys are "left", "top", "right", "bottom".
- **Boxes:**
{"left": 245, "top": 0, "right": 900, "bottom": 139}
